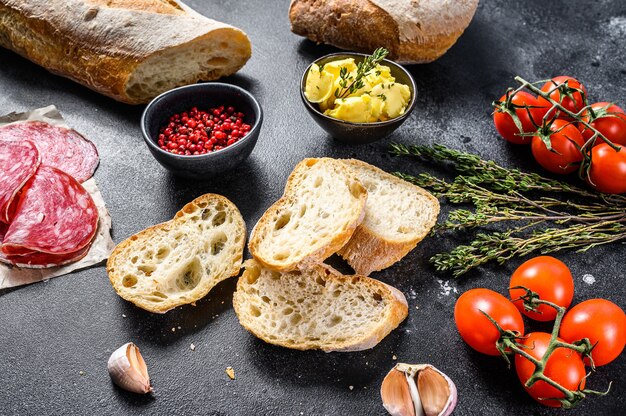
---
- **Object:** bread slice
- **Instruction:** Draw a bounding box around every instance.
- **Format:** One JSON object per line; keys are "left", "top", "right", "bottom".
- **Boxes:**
{"left": 248, "top": 158, "right": 367, "bottom": 272}
{"left": 107, "top": 194, "right": 245, "bottom": 313}
{"left": 233, "top": 260, "right": 408, "bottom": 352}
{"left": 337, "top": 159, "right": 440, "bottom": 276}
{"left": 0, "top": 0, "right": 251, "bottom": 104}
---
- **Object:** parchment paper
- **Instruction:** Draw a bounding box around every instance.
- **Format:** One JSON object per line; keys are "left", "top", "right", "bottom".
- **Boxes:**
{"left": 0, "top": 106, "right": 114, "bottom": 289}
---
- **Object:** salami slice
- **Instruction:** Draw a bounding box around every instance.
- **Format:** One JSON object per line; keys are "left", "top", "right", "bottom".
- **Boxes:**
{"left": 0, "top": 141, "right": 40, "bottom": 223}
{"left": 1, "top": 166, "right": 98, "bottom": 256}
{"left": 0, "top": 244, "right": 90, "bottom": 268}
{"left": 0, "top": 121, "right": 99, "bottom": 182}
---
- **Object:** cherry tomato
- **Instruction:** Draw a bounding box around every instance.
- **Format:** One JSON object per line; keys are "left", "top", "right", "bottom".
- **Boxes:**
{"left": 580, "top": 102, "right": 626, "bottom": 146}
{"left": 560, "top": 299, "right": 626, "bottom": 366}
{"left": 454, "top": 288, "right": 524, "bottom": 355}
{"left": 509, "top": 256, "right": 574, "bottom": 322}
{"left": 587, "top": 143, "right": 626, "bottom": 194}
{"left": 531, "top": 119, "right": 585, "bottom": 174}
{"left": 538, "top": 76, "right": 587, "bottom": 120}
{"left": 515, "top": 332, "right": 586, "bottom": 407}
{"left": 493, "top": 91, "right": 545, "bottom": 144}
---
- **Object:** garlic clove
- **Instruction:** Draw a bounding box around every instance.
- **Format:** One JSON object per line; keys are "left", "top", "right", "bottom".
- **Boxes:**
{"left": 107, "top": 342, "right": 152, "bottom": 394}
{"left": 417, "top": 368, "right": 450, "bottom": 416}
{"left": 381, "top": 364, "right": 457, "bottom": 416}
{"left": 381, "top": 368, "right": 417, "bottom": 416}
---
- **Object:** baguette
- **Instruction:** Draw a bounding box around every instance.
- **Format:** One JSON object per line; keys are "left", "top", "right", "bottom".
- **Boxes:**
{"left": 233, "top": 260, "right": 408, "bottom": 352}
{"left": 248, "top": 158, "right": 367, "bottom": 272}
{"left": 0, "top": 0, "right": 251, "bottom": 104}
{"left": 107, "top": 194, "right": 245, "bottom": 313}
{"left": 289, "top": 0, "right": 479, "bottom": 64}
{"left": 338, "top": 159, "right": 439, "bottom": 275}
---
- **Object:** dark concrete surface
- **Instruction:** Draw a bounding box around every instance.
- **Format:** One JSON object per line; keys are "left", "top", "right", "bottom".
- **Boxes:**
{"left": 1, "top": 1, "right": 625, "bottom": 415}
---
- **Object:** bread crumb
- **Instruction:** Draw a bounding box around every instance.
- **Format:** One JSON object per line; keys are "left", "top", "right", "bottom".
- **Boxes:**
{"left": 177, "top": 326, "right": 181, "bottom": 330}
{"left": 349, "top": 385, "right": 354, "bottom": 391}
{"left": 121, "top": 314, "right": 126, "bottom": 318}
{"left": 582, "top": 273, "right": 596, "bottom": 285}
{"left": 190, "top": 343, "right": 196, "bottom": 351}
{"left": 415, "top": 305, "right": 419, "bottom": 310}
{"left": 392, "top": 355, "right": 397, "bottom": 360}
{"left": 79, "top": 371, "right": 85, "bottom": 376}
{"left": 226, "top": 367, "right": 235, "bottom": 380}
{"left": 171, "top": 327, "right": 176, "bottom": 332}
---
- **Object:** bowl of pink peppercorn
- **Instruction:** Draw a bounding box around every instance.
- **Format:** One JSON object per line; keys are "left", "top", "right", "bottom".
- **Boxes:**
{"left": 141, "top": 82, "right": 262, "bottom": 179}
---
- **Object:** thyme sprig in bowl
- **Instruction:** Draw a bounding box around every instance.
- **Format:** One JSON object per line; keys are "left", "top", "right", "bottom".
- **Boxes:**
{"left": 300, "top": 48, "right": 417, "bottom": 144}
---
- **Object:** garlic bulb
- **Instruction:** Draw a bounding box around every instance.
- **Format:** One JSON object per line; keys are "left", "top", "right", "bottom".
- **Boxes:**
{"left": 107, "top": 342, "right": 152, "bottom": 394}
{"left": 381, "top": 363, "right": 457, "bottom": 416}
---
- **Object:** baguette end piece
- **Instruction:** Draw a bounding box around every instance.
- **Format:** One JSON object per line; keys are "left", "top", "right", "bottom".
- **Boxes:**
{"left": 289, "top": 0, "right": 479, "bottom": 64}
{"left": 0, "top": 0, "right": 252, "bottom": 105}
{"left": 124, "top": 27, "right": 252, "bottom": 104}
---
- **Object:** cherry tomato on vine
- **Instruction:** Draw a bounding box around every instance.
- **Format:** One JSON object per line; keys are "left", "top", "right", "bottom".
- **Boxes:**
{"left": 493, "top": 91, "right": 545, "bottom": 144}
{"left": 509, "top": 256, "right": 574, "bottom": 322}
{"left": 454, "top": 288, "right": 524, "bottom": 355}
{"left": 531, "top": 119, "right": 585, "bottom": 174}
{"left": 538, "top": 76, "right": 587, "bottom": 120}
{"left": 515, "top": 332, "right": 586, "bottom": 408}
{"left": 560, "top": 299, "right": 626, "bottom": 367}
{"left": 580, "top": 102, "right": 626, "bottom": 146}
{"left": 587, "top": 143, "right": 626, "bottom": 194}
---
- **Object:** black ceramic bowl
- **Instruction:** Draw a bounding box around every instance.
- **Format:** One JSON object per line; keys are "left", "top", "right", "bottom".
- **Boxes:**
{"left": 141, "top": 83, "right": 262, "bottom": 179}
{"left": 300, "top": 52, "right": 417, "bottom": 145}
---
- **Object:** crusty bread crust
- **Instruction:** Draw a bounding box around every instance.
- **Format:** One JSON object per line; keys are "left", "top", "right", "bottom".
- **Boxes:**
{"left": 107, "top": 194, "right": 245, "bottom": 313}
{"left": 248, "top": 158, "right": 367, "bottom": 272}
{"left": 289, "top": 0, "right": 479, "bottom": 64}
{"left": 337, "top": 159, "right": 440, "bottom": 275}
{"left": 290, "top": 0, "right": 400, "bottom": 59}
{"left": 233, "top": 260, "right": 408, "bottom": 352}
{"left": 0, "top": 0, "right": 251, "bottom": 104}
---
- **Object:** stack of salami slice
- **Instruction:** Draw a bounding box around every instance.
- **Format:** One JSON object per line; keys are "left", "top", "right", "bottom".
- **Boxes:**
{"left": 0, "top": 121, "right": 100, "bottom": 268}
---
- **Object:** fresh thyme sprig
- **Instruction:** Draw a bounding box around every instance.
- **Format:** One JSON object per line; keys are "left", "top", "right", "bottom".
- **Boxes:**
{"left": 391, "top": 143, "right": 626, "bottom": 205}
{"left": 391, "top": 143, "right": 626, "bottom": 277}
{"left": 334, "top": 48, "right": 389, "bottom": 99}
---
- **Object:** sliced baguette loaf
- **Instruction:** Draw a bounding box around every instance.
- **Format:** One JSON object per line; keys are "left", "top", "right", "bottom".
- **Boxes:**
{"left": 107, "top": 194, "right": 245, "bottom": 313}
{"left": 337, "top": 159, "right": 440, "bottom": 275}
{"left": 233, "top": 260, "right": 408, "bottom": 352}
{"left": 0, "top": 0, "right": 251, "bottom": 104}
{"left": 248, "top": 158, "right": 367, "bottom": 272}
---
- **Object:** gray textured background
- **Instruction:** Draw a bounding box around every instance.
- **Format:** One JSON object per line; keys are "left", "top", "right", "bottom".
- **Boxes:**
{"left": 1, "top": 0, "right": 625, "bottom": 415}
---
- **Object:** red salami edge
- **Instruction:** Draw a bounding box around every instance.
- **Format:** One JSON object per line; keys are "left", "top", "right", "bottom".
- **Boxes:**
{"left": 1, "top": 166, "right": 99, "bottom": 256}
{"left": 0, "top": 121, "right": 99, "bottom": 183}
{"left": 0, "top": 140, "right": 41, "bottom": 223}
{"left": 0, "top": 243, "right": 92, "bottom": 269}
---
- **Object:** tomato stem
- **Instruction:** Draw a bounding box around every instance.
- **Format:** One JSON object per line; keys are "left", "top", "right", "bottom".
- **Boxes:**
{"left": 487, "top": 288, "right": 609, "bottom": 408}
{"left": 514, "top": 76, "right": 622, "bottom": 182}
